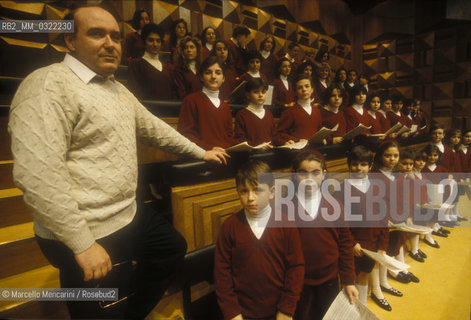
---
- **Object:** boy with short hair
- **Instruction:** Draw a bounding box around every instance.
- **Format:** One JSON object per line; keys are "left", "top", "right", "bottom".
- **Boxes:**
{"left": 234, "top": 78, "right": 275, "bottom": 147}
{"left": 215, "top": 160, "right": 305, "bottom": 320}
{"left": 274, "top": 74, "right": 323, "bottom": 146}
{"left": 226, "top": 26, "right": 250, "bottom": 76}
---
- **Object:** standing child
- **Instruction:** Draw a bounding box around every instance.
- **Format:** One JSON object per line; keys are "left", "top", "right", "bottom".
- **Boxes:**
{"left": 274, "top": 74, "right": 322, "bottom": 146}
{"left": 210, "top": 40, "right": 237, "bottom": 101}
{"left": 272, "top": 58, "right": 296, "bottom": 108}
{"left": 290, "top": 151, "right": 358, "bottom": 320}
{"left": 342, "top": 146, "right": 392, "bottom": 307}
{"left": 413, "top": 150, "right": 441, "bottom": 248}
{"left": 172, "top": 36, "right": 203, "bottom": 99}
{"left": 319, "top": 84, "right": 347, "bottom": 144}
{"left": 430, "top": 125, "right": 454, "bottom": 171}
{"left": 215, "top": 160, "right": 305, "bottom": 320}
{"left": 178, "top": 56, "right": 236, "bottom": 150}
{"left": 461, "top": 130, "right": 471, "bottom": 173}
{"left": 366, "top": 92, "right": 387, "bottom": 137}
{"left": 234, "top": 78, "right": 275, "bottom": 147}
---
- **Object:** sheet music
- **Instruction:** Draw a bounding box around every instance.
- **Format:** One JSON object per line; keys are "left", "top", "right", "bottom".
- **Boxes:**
{"left": 383, "top": 122, "right": 403, "bottom": 136}
{"left": 395, "top": 125, "right": 411, "bottom": 136}
{"left": 276, "top": 140, "right": 308, "bottom": 150}
{"left": 343, "top": 124, "right": 372, "bottom": 140}
{"left": 309, "top": 124, "right": 339, "bottom": 144}
{"left": 323, "top": 290, "right": 381, "bottom": 320}
{"left": 361, "top": 248, "right": 410, "bottom": 273}
{"left": 410, "top": 124, "right": 418, "bottom": 133}
{"left": 226, "top": 141, "right": 271, "bottom": 152}
{"left": 391, "top": 222, "right": 433, "bottom": 234}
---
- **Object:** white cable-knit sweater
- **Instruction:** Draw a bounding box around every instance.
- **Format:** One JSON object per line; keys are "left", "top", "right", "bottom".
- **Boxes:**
{"left": 9, "top": 58, "right": 205, "bottom": 253}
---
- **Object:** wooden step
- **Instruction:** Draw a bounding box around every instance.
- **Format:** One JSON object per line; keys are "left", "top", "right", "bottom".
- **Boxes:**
{"left": 0, "top": 160, "right": 14, "bottom": 189}
{"left": 0, "top": 190, "right": 33, "bottom": 228}
{"left": 0, "top": 222, "right": 50, "bottom": 278}
{"left": 0, "top": 265, "right": 59, "bottom": 313}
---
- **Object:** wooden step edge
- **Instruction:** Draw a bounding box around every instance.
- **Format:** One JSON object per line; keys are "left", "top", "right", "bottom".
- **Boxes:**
{"left": 0, "top": 188, "right": 22, "bottom": 199}
{"left": 0, "top": 160, "right": 13, "bottom": 165}
{"left": 0, "top": 222, "right": 34, "bottom": 246}
{"left": 0, "top": 265, "right": 59, "bottom": 313}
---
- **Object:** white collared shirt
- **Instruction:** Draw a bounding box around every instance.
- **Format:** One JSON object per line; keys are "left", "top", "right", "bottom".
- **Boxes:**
{"left": 298, "top": 99, "right": 312, "bottom": 115}
{"left": 205, "top": 43, "right": 213, "bottom": 52}
{"left": 260, "top": 50, "right": 270, "bottom": 59}
{"left": 246, "top": 103, "right": 265, "bottom": 119}
{"left": 142, "top": 51, "right": 163, "bottom": 72}
{"left": 296, "top": 190, "right": 321, "bottom": 219}
{"left": 188, "top": 61, "right": 197, "bottom": 74}
{"left": 202, "top": 87, "right": 221, "bottom": 108}
{"left": 427, "top": 164, "right": 437, "bottom": 171}
{"left": 281, "top": 75, "right": 289, "bottom": 90}
{"left": 347, "top": 177, "right": 370, "bottom": 193}
{"left": 63, "top": 54, "right": 115, "bottom": 84}
{"left": 435, "top": 142, "right": 444, "bottom": 153}
{"left": 368, "top": 110, "right": 376, "bottom": 119}
{"left": 379, "top": 168, "right": 395, "bottom": 181}
{"left": 248, "top": 70, "right": 261, "bottom": 78}
{"left": 245, "top": 205, "right": 271, "bottom": 239}
{"left": 320, "top": 79, "right": 327, "bottom": 88}
{"left": 324, "top": 105, "right": 339, "bottom": 114}
{"left": 352, "top": 103, "right": 364, "bottom": 115}
{"left": 414, "top": 172, "right": 423, "bottom": 179}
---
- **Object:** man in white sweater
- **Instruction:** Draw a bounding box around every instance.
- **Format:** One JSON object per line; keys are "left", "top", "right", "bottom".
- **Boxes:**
{"left": 8, "top": 6, "right": 228, "bottom": 319}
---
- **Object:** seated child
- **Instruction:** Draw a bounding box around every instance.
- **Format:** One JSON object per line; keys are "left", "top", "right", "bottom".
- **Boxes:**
{"left": 178, "top": 56, "right": 237, "bottom": 150}
{"left": 272, "top": 58, "right": 296, "bottom": 108}
{"left": 274, "top": 74, "right": 323, "bottom": 146}
{"left": 319, "top": 84, "right": 347, "bottom": 144}
{"left": 289, "top": 151, "right": 358, "bottom": 320}
{"left": 234, "top": 78, "right": 275, "bottom": 148}
{"left": 215, "top": 160, "right": 305, "bottom": 320}
{"left": 343, "top": 85, "right": 370, "bottom": 133}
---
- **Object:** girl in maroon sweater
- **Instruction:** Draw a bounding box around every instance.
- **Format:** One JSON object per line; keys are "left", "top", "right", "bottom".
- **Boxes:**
{"left": 272, "top": 58, "right": 295, "bottom": 108}
{"left": 210, "top": 40, "right": 237, "bottom": 101}
{"left": 343, "top": 85, "right": 371, "bottom": 133}
{"left": 291, "top": 151, "right": 358, "bottom": 320}
{"left": 128, "top": 23, "right": 173, "bottom": 100}
{"left": 200, "top": 26, "right": 217, "bottom": 60}
{"left": 319, "top": 84, "right": 347, "bottom": 144}
{"left": 215, "top": 160, "right": 305, "bottom": 320}
{"left": 172, "top": 36, "right": 203, "bottom": 99}
{"left": 461, "top": 130, "right": 471, "bottom": 173}
{"left": 387, "top": 97, "right": 412, "bottom": 139}
{"left": 122, "top": 9, "right": 150, "bottom": 63}
{"left": 259, "top": 35, "right": 278, "bottom": 84}
{"left": 366, "top": 92, "right": 387, "bottom": 136}
{"left": 234, "top": 78, "right": 275, "bottom": 148}
{"left": 177, "top": 56, "right": 236, "bottom": 150}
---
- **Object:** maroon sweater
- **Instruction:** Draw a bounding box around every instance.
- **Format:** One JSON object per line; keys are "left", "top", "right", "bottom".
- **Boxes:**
{"left": 234, "top": 108, "right": 275, "bottom": 146}
{"left": 292, "top": 196, "right": 356, "bottom": 286}
{"left": 338, "top": 181, "right": 389, "bottom": 252}
{"left": 319, "top": 106, "right": 347, "bottom": 138}
{"left": 177, "top": 91, "right": 235, "bottom": 149}
{"left": 260, "top": 53, "right": 279, "bottom": 83}
{"left": 460, "top": 148, "right": 471, "bottom": 172}
{"left": 367, "top": 111, "right": 384, "bottom": 134}
{"left": 343, "top": 105, "right": 371, "bottom": 133}
{"left": 272, "top": 78, "right": 295, "bottom": 108}
{"left": 386, "top": 110, "right": 413, "bottom": 127}
{"left": 274, "top": 103, "right": 322, "bottom": 145}
{"left": 128, "top": 58, "right": 173, "bottom": 100}
{"left": 215, "top": 210, "right": 305, "bottom": 319}
{"left": 226, "top": 40, "right": 247, "bottom": 76}
{"left": 172, "top": 67, "right": 203, "bottom": 99}
{"left": 238, "top": 73, "right": 269, "bottom": 86}
{"left": 377, "top": 111, "right": 391, "bottom": 133}
{"left": 220, "top": 65, "right": 238, "bottom": 101}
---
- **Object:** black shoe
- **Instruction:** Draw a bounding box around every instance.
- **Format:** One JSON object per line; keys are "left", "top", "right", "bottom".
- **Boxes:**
{"left": 417, "top": 249, "right": 427, "bottom": 258}
{"left": 409, "top": 251, "right": 424, "bottom": 262}
{"left": 439, "top": 227, "right": 450, "bottom": 234}
{"left": 457, "top": 216, "right": 468, "bottom": 221}
{"left": 439, "top": 221, "right": 456, "bottom": 228}
{"left": 407, "top": 272, "right": 420, "bottom": 283}
{"left": 392, "top": 271, "right": 411, "bottom": 283}
{"left": 380, "top": 285, "right": 403, "bottom": 297}
{"left": 371, "top": 293, "right": 392, "bottom": 311}
{"left": 432, "top": 230, "right": 448, "bottom": 238}
{"left": 423, "top": 238, "right": 440, "bottom": 248}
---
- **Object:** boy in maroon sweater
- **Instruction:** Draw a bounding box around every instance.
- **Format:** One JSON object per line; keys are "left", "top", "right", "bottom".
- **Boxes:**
{"left": 178, "top": 56, "right": 237, "bottom": 150}
{"left": 289, "top": 151, "right": 358, "bottom": 320}
{"left": 234, "top": 78, "right": 275, "bottom": 147}
{"left": 215, "top": 160, "right": 305, "bottom": 320}
{"left": 274, "top": 74, "right": 323, "bottom": 146}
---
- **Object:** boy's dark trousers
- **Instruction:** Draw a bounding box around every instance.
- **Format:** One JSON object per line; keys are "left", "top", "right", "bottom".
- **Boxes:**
{"left": 36, "top": 203, "right": 187, "bottom": 319}
{"left": 294, "top": 277, "right": 339, "bottom": 320}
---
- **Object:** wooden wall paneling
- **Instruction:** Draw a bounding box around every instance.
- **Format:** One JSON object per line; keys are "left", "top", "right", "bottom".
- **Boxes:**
{"left": 211, "top": 207, "right": 234, "bottom": 244}
{"left": 192, "top": 190, "right": 240, "bottom": 248}
{"left": 171, "top": 179, "right": 236, "bottom": 252}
